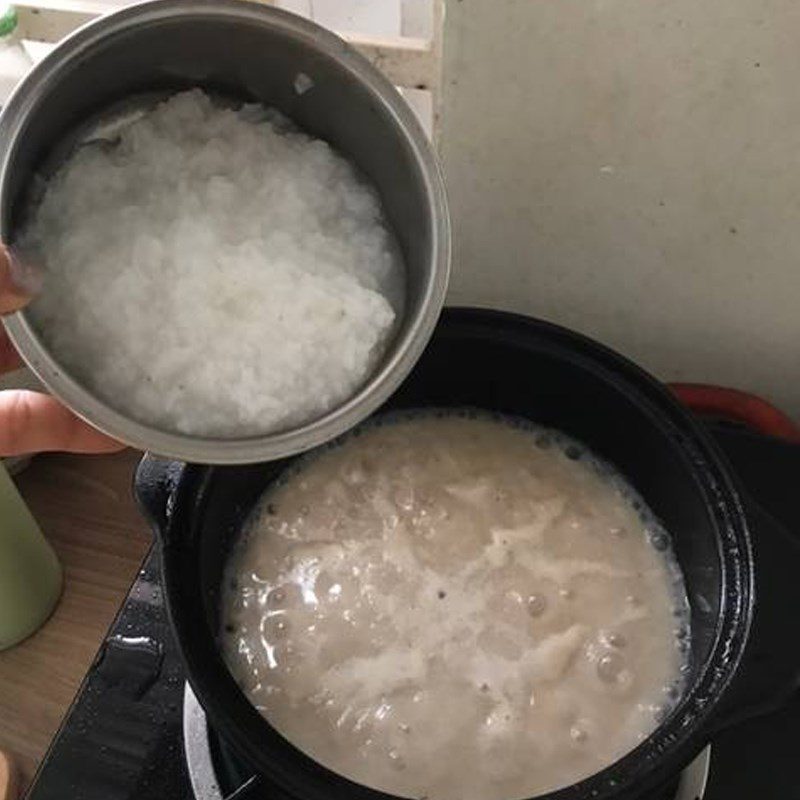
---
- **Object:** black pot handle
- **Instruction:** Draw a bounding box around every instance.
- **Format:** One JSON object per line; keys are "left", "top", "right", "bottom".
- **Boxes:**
{"left": 711, "top": 497, "right": 800, "bottom": 731}
{"left": 133, "top": 452, "right": 186, "bottom": 540}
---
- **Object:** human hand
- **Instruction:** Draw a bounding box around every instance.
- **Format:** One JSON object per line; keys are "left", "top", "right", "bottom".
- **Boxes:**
{"left": 0, "top": 246, "right": 125, "bottom": 456}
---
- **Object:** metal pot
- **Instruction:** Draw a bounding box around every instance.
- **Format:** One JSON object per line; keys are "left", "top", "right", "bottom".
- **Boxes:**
{"left": 136, "top": 308, "right": 800, "bottom": 800}
{"left": 0, "top": 0, "right": 449, "bottom": 464}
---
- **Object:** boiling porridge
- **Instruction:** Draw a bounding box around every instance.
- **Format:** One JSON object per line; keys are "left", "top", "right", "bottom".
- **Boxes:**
{"left": 222, "top": 412, "right": 689, "bottom": 799}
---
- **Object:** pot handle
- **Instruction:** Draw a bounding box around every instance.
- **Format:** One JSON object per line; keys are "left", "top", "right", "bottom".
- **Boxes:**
{"left": 669, "top": 383, "right": 800, "bottom": 443}
{"left": 133, "top": 452, "right": 185, "bottom": 540}
{"left": 710, "top": 497, "right": 800, "bottom": 732}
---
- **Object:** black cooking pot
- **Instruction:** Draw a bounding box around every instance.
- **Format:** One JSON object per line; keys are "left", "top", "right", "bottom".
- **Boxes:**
{"left": 135, "top": 308, "right": 800, "bottom": 800}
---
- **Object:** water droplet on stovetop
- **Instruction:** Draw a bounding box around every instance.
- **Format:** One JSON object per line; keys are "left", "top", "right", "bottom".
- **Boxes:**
{"left": 94, "top": 635, "right": 164, "bottom": 700}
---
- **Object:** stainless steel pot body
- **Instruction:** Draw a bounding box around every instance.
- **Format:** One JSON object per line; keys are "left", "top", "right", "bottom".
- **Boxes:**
{"left": 0, "top": 0, "right": 449, "bottom": 463}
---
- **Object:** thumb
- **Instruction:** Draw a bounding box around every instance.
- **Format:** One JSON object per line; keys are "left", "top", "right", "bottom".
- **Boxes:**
{"left": 0, "top": 390, "right": 126, "bottom": 456}
{"left": 0, "top": 245, "right": 42, "bottom": 315}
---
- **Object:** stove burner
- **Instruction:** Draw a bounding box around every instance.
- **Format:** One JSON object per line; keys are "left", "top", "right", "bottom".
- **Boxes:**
{"left": 181, "top": 685, "right": 710, "bottom": 800}
{"left": 183, "top": 684, "right": 224, "bottom": 800}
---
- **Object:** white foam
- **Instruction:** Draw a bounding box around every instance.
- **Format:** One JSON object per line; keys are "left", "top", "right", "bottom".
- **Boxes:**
{"left": 222, "top": 411, "right": 690, "bottom": 800}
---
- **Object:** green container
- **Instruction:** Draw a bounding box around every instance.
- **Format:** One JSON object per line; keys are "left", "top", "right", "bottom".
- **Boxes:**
{"left": 0, "top": 461, "right": 62, "bottom": 650}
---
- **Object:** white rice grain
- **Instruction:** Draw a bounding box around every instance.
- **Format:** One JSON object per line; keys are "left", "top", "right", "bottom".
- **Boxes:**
{"left": 23, "top": 89, "right": 402, "bottom": 436}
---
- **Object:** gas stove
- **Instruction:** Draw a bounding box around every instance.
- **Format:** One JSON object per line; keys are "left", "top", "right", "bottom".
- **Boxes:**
{"left": 23, "top": 423, "right": 800, "bottom": 800}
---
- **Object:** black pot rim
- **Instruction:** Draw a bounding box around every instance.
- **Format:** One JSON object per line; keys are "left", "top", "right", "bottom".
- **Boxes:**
{"left": 153, "top": 307, "right": 754, "bottom": 800}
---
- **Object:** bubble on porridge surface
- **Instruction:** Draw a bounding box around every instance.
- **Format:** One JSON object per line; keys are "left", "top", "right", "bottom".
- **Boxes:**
{"left": 601, "top": 630, "right": 627, "bottom": 649}
{"left": 221, "top": 409, "right": 690, "bottom": 800}
{"left": 570, "top": 725, "right": 588, "bottom": 743}
{"left": 596, "top": 651, "right": 628, "bottom": 684}
{"left": 526, "top": 593, "right": 548, "bottom": 617}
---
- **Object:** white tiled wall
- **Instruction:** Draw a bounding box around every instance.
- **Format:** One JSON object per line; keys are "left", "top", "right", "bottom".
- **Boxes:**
{"left": 88, "top": 0, "right": 428, "bottom": 37}
{"left": 279, "top": 0, "right": 400, "bottom": 35}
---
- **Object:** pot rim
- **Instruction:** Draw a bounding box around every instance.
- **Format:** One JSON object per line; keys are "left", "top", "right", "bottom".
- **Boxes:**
{"left": 151, "top": 308, "right": 753, "bottom": 800}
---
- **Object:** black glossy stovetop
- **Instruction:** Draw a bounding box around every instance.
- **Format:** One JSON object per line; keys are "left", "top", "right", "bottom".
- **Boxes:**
{"left": 23, "top": 425, "right": 800, "bottom": 800}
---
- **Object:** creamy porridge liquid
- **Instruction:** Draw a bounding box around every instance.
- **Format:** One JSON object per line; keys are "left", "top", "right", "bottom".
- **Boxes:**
{"left": 222, "top": 413, "right": 689, "bottom": 800}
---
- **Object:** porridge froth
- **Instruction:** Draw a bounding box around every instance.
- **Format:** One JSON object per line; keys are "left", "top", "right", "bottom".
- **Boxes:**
{"left": 222, "top": 412, "right": 689, "bottom": 799}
